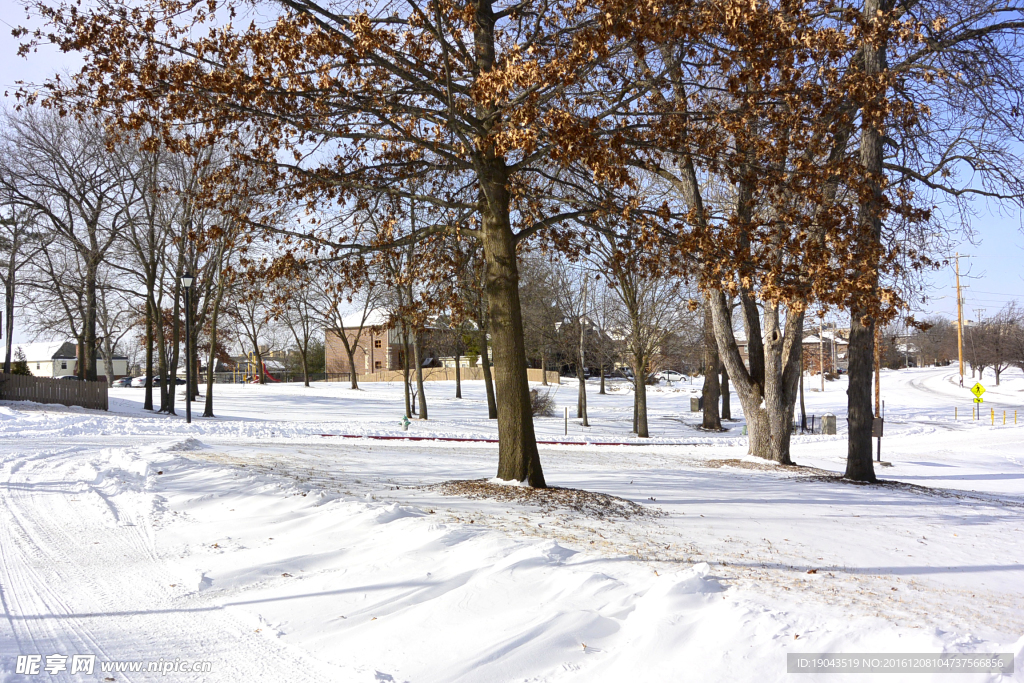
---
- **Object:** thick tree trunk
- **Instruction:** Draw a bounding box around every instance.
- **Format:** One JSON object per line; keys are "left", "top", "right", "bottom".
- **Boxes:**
{"left": 720, "top": 364, "right": 731, "bottom": 420}
{"left": 720, "top": 298, "right": 732, "bottom": 420}
{"left": 540, "top": 350, "right": 547, "bottom": 386}
{"left": 634, "top": 356, "right": 649, "bottom": 437}
{"left": 845, "top": 309, "right": 876, "bottom": 481}
{"left": 746, "top": 406, "right": 771, "bottom": 456}
{"left": 599, "top": 365, "right": 606, "bottom": 395}
{"left": 709, "top": 291, "right": 802, "bottom": 464}
{"left": 83, "top": 258, "right": 98, "bottom": 382}
{"left": 413, "top": 331, "right": 427, "bottom": 419}
{"left": 702, "top": 305, "right": 722, "bottom": 430}
{"left": 845, "top": 0, "right": 885, "bottom": 483}
{"left": 479, "top": 326, "right": 497, "bottom": 419}
{"left": 479, "top": 172, "right": 544, "bottom": 486}
{"left": 301, "top": 351, "right": 310, "bottom": 388}
{"left": 799, "top": 363, "right": 807, "bottom": 431}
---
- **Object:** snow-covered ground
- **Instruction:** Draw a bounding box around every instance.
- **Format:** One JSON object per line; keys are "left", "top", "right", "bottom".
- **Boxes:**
{"left": 1, "top": 367, "right": 1022, "bottom": 682}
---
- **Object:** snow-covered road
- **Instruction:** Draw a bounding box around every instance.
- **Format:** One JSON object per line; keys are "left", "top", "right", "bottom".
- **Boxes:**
{"left": 1, "top": 367, "right": 1022, "bottom": 681}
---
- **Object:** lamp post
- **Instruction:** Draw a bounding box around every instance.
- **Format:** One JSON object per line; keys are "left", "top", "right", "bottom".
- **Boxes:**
{"left": 180, "top": 271, "right": 194, "bottom": 424}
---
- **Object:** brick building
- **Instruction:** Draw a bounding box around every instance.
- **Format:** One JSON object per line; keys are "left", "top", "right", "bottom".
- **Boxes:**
{"left": 326, "top": 310, "right": 446, "bottom": 374}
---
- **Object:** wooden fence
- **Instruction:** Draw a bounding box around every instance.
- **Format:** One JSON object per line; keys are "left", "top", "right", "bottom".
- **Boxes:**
{"left": 0, "top": 373, "right": 108, "bottom": 411}
{"left": 356, "top": 367, "right": 560, "bottom": 385}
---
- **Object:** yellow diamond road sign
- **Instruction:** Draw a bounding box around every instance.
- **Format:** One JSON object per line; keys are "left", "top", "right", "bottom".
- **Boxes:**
{"left": 971, "top": 382, "right": 986, "bottom": 398}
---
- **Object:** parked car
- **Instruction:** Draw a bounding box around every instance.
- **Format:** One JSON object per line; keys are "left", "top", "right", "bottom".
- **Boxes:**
{"left": 129, "top": 375, "right": 185, "bottom": 387}
{"left": 656, "top": 370, "right": 687, "bottom": 383}
{"left": 112, "top": 376, "right": 135, "bottom": 388}
{"left": 55, "top": 375, "right": 81, "bottom": 381}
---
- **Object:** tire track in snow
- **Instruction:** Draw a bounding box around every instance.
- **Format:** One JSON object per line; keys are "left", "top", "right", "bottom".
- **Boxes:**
{"left": 0, "top": 446, "right": 347, "bottom": 682}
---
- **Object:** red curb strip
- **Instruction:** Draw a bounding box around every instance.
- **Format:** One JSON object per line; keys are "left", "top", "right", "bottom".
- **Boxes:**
{"left": 318, "top": 433, "right": 697, "bottom": 447}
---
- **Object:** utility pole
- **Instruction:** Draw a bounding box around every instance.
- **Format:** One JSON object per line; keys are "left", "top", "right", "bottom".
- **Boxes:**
{"left": 974, "top": 309, "right": 986, "bottom": 325}
{"left": 954, "top": 253, "right": 964, "bottom": 387}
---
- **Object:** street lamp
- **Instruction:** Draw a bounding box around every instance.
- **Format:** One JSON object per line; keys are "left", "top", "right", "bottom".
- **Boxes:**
{"left": 180, "top": 271, "right": 194, "bottom": 424}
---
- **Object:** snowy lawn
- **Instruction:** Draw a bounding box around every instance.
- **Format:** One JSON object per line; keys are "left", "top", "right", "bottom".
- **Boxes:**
{"left": 1, "top": 367, "right": 1022, "bottom": 681}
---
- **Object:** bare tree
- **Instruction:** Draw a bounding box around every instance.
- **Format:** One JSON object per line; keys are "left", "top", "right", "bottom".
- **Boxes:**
{"left": 274, "top": 272, "right": 321, "bottom": 387}
{"left": 592, "top": 232, "right": 687, "bottom": 437}
{"left": 0, "top": 108, "right": 133, "bottom": 381}
{"left": 978, "top": 303, "right": 1021, "bottom": 386}
{"left": 0, "top": 201, "right": 45, "bottom": 373}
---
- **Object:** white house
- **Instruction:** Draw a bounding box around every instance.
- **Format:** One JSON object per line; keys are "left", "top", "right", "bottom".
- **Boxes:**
{"left": 17, "top": 341, "right": 129, "bottom": 380}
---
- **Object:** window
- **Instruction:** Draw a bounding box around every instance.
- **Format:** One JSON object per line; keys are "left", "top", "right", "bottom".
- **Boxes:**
{"left": 374, "top": 339, "right": 382, "bottom": 348}
{"left": 374, "top": 360, "right": 383, "bottom": 370}
{"left": 61, "top": 361, "right": 67, "bottom": 370}
{"left": 36, "top": 363, "right": 40, "bottom": 369}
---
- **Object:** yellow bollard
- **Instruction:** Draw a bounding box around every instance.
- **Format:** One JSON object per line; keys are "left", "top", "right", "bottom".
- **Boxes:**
{"left": 1003, "top": 410, "right": 1006, "bottom": 425}
{"left": 991, "top": 408, "right": 994, "bottom": 425}
{"left": 955, "top": 406, "right": 957, "bottom": 421}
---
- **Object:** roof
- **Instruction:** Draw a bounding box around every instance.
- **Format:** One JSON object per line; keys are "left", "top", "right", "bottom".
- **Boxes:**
{"left": 15, "top": 342, "right": 76, "bottom": 361}
{"left": 338, "top": 308, "right": 390, "bottom": 330}
{"left": 14, "top": 341, "right": 127, "bottom": 361}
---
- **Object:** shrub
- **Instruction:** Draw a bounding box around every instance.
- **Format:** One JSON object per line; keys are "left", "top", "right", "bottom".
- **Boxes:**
{"left": 530, "top": 388, "right": 556, "bottom": 416}
{"left": 11, "top": 348, "right": 32, "bottom": 376}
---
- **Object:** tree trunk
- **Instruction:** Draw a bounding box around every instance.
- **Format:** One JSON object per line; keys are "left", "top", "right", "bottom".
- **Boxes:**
{"left": 479, "top": 171, "right": 544, "bottom": 486}
{"left": 253, "top": 348, "right": 265, "bottom": 387}
{"left": 720, "top": 363, "right": 731, "bottom": 420}
{"left": 845, "top": 310, "right": 876, "bottom": 481}
{"left": 301, "top": 350, "right": 310, "bottom": 387}
{"left": 345, "top": 342, "right": 360, "bottom": 389}
{"left": 402, "top": 324, "right": 412, "bottom": 418}
{"left": 845, "top": 0, "right": 885, "bottom": 483}
{"left": 100, "top": 338, "right": 115, "bottom": 388}
{"left": 576, "top": 365, "right": 589, "bottom": 426}
{"left": 413, "top": 330, "right": 427, "bottom": 419}
{"left": 599, "top": 365, "right": 606, "bottom": 394}
{"left": 702, "top": 305, "right": 722, "bottom": 430}
{"left": 709, "top": 291, "right": 801, "bottom": 464}
{"left": 83, "top": 257, "right": 98, "bottom": 382}
{"left": 799, "top": 362, "right": 807, "bottom": 431}
{"left": 165, "top": 287, "right": 182, "bottom": 415}
{"left": 746, "top": 405, "right": 771, "bottom": 456}
{"left": 151, "top": 294, "right": 170, "bottom": 412}
{"left": 540, "top": 349, "right": 547, "bottom": 386}
{"left": 203, "top": 285, "right": 222, "bottom": 418}
{"left": 144, "top": 299, "right": 154, "bottom": 410}
{"left": 634, "top": 356, "right": 649, "bottom": 437}
{"left": 720, "top": 297, "right": 732, "bottom": 420}
{"left": 455, "top": 350, "right": 462, "bottom": 398}
{"left": 4, "top": 278, "right": 15, "bottom": 374}
{"left": 479, "top": 325, "right": 497, "bottom": 419}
